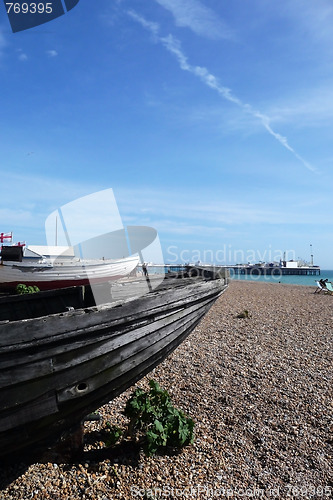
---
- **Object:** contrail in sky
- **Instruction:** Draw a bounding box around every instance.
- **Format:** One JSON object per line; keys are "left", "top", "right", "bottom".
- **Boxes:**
{"left": 128, "top": 10, "right": 316, "bottom": 173}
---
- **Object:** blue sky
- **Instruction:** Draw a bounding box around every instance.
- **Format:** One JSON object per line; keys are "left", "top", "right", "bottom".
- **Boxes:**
{"left": 1, "top": 0, "right": 333, "bottom": 267}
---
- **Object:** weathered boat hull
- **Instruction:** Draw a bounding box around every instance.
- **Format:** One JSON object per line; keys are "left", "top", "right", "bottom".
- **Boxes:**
{"left": 0, "top": 276, "right": 227, "bottom": 460}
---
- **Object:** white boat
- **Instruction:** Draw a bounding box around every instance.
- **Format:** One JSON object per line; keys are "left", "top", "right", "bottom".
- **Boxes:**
{"left": 0, "top": 244, "right": 139, "bottom": 291}
{"left": 0, "top": 188, "right": 164, "bottom": 293}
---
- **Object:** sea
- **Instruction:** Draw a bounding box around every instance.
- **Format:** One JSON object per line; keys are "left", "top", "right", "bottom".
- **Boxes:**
{"left": 148, "top": 266, "right": 333, "bottom": 288}
{"left": 229, "top": 269, "right": 333, "bottom": 287}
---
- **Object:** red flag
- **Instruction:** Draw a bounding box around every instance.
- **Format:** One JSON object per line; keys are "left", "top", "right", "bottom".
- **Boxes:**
{"left": 0, "top": 232, "right": 12, "bottom": 243}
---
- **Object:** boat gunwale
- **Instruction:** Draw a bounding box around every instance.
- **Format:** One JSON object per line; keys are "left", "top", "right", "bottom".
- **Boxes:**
{"left": 0, "top": 277, "right": 226, "bottom": 343}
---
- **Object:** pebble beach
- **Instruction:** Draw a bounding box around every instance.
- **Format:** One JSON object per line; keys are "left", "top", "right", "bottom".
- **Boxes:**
{"left": 0, "top": 280, "right": 332, "bottom": 499}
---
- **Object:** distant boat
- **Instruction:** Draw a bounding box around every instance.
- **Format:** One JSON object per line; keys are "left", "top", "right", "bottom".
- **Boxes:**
{"left": 0, "top": 243, "right": 139, "bottom": 291}
{"left": 0, "top": 272, "right": 228, "bottom": 461}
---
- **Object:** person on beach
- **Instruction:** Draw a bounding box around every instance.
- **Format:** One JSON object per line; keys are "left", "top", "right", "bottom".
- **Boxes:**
{"left": 142, "top": 262, "right": 149, "bottom": 277}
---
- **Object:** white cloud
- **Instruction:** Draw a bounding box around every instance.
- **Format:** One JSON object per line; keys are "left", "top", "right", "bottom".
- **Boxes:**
{"left": 154, "top": 0, "right": 234, "bottom": 40}
{"left": 2, "top": 171, "right": 331, "bottom": 255}
{"left": 115, "top": 187, "right": 330, "bottom": 228}
{"left": 284, "top": 0, "right": 333, "bottom": 45}
{"left": 0, "top": 208, "right": 35, "bottom": 226}
{"left": 127, "top": 10, "right": 160, "bottom": 37}
{"left": 129, "top": 13, "right": 317, "bottom": 173}
{"left": 16, "top": 48, "right": 28, "bottom": 61}
{"left": 46, "top": 50, "right": 58, "bottom": 57}
{"left": 266, "top": 86, "right": 333, "bottom": 129}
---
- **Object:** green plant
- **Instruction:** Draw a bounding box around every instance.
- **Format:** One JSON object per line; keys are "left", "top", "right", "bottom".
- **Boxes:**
{"left": 236, "top": 309, "right": 249, "bottom": 318}
{"left": 15, "top": 284, "right": 40, "bottom": 294}
{"left": 102, "top": 423, "right": 122, "bottom": 447}
{"left": 124, "top": 379, "right": 195, "bottom": 456}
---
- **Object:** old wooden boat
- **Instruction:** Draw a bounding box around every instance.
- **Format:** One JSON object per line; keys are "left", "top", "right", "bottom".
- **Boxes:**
{"left": 0, "top": 272, "right": 228, "bottom": 461}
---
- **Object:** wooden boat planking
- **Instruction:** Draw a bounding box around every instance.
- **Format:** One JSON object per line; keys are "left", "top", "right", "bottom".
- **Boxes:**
{"left": 0, "top": 285, "right": 89, "bottom": 322}
{"left": 0, "top": 275, "right": 228, "bottom": 461}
